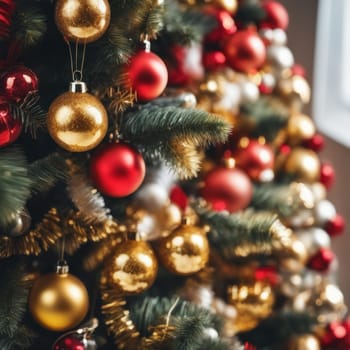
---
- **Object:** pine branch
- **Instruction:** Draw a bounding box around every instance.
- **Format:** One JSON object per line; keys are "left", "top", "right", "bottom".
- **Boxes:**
{"left": 0, "top": 147, "right": 32, "bottom": 227}
{"left": 28, "top": 152, "right": 69, "bottom": 194}
{"left": 235, "top": 0, "right": 266, "bottom": 27}
{"left": 240, "top": 96, "right": 288, "bottom": 141}
{"left": 12, "top": 1, "right": 47, "bottom": 48}
{"left": 122, "top": 106, "right": 230, "bottom": 147}
{"left": 162, "top": 0, "right": 215, "bottom": 45}
{"left": 10, "top": 92, "right": 47, "bottom": 138}
{"left": 122, "top": 105, "right": 230, "bottom": 178}
{"left": 0, "top": 258, "right": 34, "bottom": 347}
{"left": 239, "top": 312, "right": 316, "bottom": 348}
{"left": 197, "top": 208, "right": 279, "bottom": 260}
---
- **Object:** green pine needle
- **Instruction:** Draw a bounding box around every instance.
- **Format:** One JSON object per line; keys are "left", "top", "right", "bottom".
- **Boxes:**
{"left": 122, "top": 106, "right": 230, "bottom": 147}
{"left": 0, "top": 148, "right": 32, "bottom": 227}
{"left": 28, "top": 152, "right": 69, "bottom": 194}
{"left": 198, "top": 208, "right": 279, "bottom": 260}
{"left": 10, "top": 92, "right": 47, "bottom": 138}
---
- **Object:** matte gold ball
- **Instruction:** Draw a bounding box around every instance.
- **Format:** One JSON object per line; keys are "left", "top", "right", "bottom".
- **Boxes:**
{"left": 157, "top": 222, "right": 209, "bottom": 275}
{"left": 287, "top": 114, "right": 316, "bottom": 146}
{"left": 55, "top": 0, "right": 111, "bottom": 43}
{"left": 47, "top": 91, "right": 108, "bottom": 152}
{"left": 227, "top": 281, "right": 275, "bottom": 332}
{"left": 102, "top": 240, "right": 158, "bottom": 295}
{"left": 287, "top": 334, "right": 320, "bottom": 350}
{"left": 284, "top": 148, "right": 320, "bottom": 182}
{"left": 29, "top": 272, "right": 89, "bottom": 331}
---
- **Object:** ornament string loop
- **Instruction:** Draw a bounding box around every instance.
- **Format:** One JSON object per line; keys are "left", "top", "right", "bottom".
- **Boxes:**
{"left": 66, "top": 39, "right": 87, "bottom": 82}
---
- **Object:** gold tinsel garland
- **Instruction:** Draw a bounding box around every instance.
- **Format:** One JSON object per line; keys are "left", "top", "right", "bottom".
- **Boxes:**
{"left": 0, "top": 208, "right": 120, "bottom": 258}
{"left": 100, "top": 283, "right": 175, "bottom": 349}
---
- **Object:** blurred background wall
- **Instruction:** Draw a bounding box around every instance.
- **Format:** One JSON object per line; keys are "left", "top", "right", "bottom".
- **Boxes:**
{"left": 280, "top": 0, "right": 350, "bottom": 306}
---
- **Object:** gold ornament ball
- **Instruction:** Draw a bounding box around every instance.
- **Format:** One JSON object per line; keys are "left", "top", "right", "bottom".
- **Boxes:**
{"left": 227, "top": 281, "right": 275, "bottom": 332}
{"left": 279, "top": 75, "right": 311, "bottom": 108}
{"left": 287, "top": 334, "right": 320, "bottom": 350}
{"left": 55, "top": 0, "right": 111, "bottom": 43}
{"left": 155, "top": 203, "right": 182, "bottom": 236}
{"left": 278, "top": 237, "right": 308, "bottom": 273}
{"left": 47, "top": 91, "right": 108, "bottom": 152}
{"left": 284, "top": 147, "right": 320, "bottom": 182}
{"left": 29, "top": 272, "right": 89, "bottom": 331}
{"left": 102, "top": 240, "right": 158, "bottom": 295}
{"left": 287, "top": 114, "right": 316, "bottom": 146}
{"left": 157, "top": 222, "right": 209, "bottom": 275}
{"left": 214, "top": 0, "right": 238, "bottom": 13}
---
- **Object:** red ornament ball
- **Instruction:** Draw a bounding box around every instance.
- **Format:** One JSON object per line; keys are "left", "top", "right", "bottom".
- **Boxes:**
{"left": 325, "top": 214, "right": 345, "bottom": 237}
{"left": 0, "top": 66, "right": 38, "bottom": 103}
{"left": 234, "top": 139, "right": 275, "bottom": 182}
{"left": 202, "top": 51, "right": 226, "bottom": 71}
{"left": 0, "top": 0, "right": 16, "bottom": 40}
{"left": 0, "top": 97, "right": 22, "bottom": 147}
{"left": 170, "top": 186, "right": 188, "bottom": 211}
{"left": 223, "top": 29, "right": 266, "bottom": 73}
{"left": 260, "top": 0, "right": 289, "bottom": 30}
{"left": 303, "top": 133, "right": 325, "bottom": 152}
{"left": 54, "top": 335, "right": 85, "bottom": 350}
{"left": 291, "top": 63, "right": 306, "bottom": 78}
{"left": 90, "top": 143, "right": 146, "bottom": 198}
{"left": 204, "top": 7, "right": 236, "bottom": 43}
{"left": 307, "top": 247, "right": 334, "bottom": 272}
{"left": 320, "top": 162, "right": 335, "bottom": 190}
{"left": 127, "top": 51, "right": 168, "bottom": 101}
{"left": 321, "top": 320, "right": 350, "bottom": 349}
{"left": 200, "top": 166, "right": 253, "bottom": 212}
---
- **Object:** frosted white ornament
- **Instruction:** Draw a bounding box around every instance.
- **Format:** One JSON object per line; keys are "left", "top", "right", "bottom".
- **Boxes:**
{"left": 134, "top": 183, "right": 169, "bottom": 213}
{"left": 297, "top": 227, "right": 331, "bottom": 256}
{"left": 271, "top": 29, "right": 287, "bottom": 46}
{"left": 314, "top": 200, "right": 336, "bottom": 226}
{"left": 267, "top": 45, "right": 294, "bottom": 70}
{"left": 239, "top": 80, "right": 260, "bottom": 103}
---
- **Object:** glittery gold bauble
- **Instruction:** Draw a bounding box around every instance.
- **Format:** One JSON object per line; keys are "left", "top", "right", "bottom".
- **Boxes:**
{"left": 102, "top": 240, "right": 158, "bottom": 295}
{"left": 279, "top": 75, "right": 311, "bottom": 108}
{"left": 278, "top": 237, "right": 308, "bottom": 273}
{"left": 284, "top": 148, "right": 320, "bottom": 182}
{"left": 227, "top": 281, "right": 275, "bottom": 332}
{"left": 287, "top": 334, "right": 320, "bottom": 350}
{"left": 47, "top": 82, "right": 108, "bottom": 152}
{"left": 214, "top": 0, "right": 238, "bottom": 13}
{"left": 29, "top": 269, "right": 89, "bottom": 331}
{"left": 55, "top": 0, "right": 111, "bottom": 43}
{"left": 155, "top": 203, "right": 182, "bottom": 235}
{"left": 157, "top": 221, "right": 209, "bottom": 275}
{"left": 287, "top": 114, "right": 316, "bottom": 146}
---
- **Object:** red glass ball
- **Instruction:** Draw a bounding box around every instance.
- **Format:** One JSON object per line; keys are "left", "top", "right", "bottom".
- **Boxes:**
{"left": 170, "top": 186, "right": 188, "bottom": 211}
{"left": 320, "top": 162, "right": 335, "bottom": 190}
{"left": 234, "top": 139, "right": 275, "bottom": 182}
{"left": 128, "top": 51, "right": 168, "bottom": 101}
{"left": 223, "top": 29, "right": 266, "bottom": 73}
{"left": 54, "top": 335, "right": 85, "bottom": 350}
{"left": 291, "top": 63, "right": 306, "bottom": 78}
{"left": 303, "top": 133, "right": 324, "bottom": 152}
{"left": 0, "top": 97, "right": 22, "bottom": 147}
{"left": 307, "top": 247, "right": 334, "bottom": 272}
{"left": 204, "top": 7, "right": 236, "bottom": 43}
{"left": 202, "top": 51, "right": 226, "bottom": 71}
{"left": 200, "top": 166, "right": 253, "bottom": 212}
{"left": 0, "top": 66, "right": 38, "bottom": 103}
{"left": 260, "top": 0, "right": 289, "bottom": 30}
{"left": 325, "top": 214, "right": 345, "bottom": 237}
{"left": 90, "top": 143, "right": 145, "bottom": 198}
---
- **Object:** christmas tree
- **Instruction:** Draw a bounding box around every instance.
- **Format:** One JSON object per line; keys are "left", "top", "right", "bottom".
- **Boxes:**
{"left": 0, "top": 0, "right": 347, "bottom": 349}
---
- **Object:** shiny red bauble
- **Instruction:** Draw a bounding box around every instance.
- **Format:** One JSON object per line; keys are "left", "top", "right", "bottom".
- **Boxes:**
{"left": 234, "top": 139, "right": 275, "bottom": 182}
{"left": 54, "top": 335, "right": 85, "bottom": 350}
{"left": 204, "top": 7, "right": 236, "bottom": 43}
{"left": 223, "top": 29, "right": 266, "bottom": 73}
{"left": 260, "top": 0, "right": 289, "bottom": 30}
{"left": 303, "top": 133, "right": 324, "bottom": 152}
{"left": 321, "top": 320, "right": 350, "bottom": 349}
{"left": 307, "top": 247, "right": 334, "bottom": 272}
{"left": 325, "top": 214, "right": 345, "bottom": 237}
{"left": 202, "top": 51, "right": 226, "bottom": 71}
{"left": 0, "top": 66, "right": 38, "bottom": 102}
{"left": 200, "top": 166, "right": 253, "bottom": 212}
{"left": 90, "top": 143, "right": 146, "bottom": 197}
{"left": 127, "top": 51, "right": 168, "bottom": 101}
{"left": 0, "top": 97, "right": 22, "bottom": 147}
{"left": 320, "top": 162, "right": 335, "bottom": 190}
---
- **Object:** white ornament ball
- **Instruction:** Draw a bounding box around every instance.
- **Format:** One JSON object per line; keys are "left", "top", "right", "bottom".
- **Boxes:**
{"left": 134, "top": 183, "right": 169, "bottom": 213}
{"left": 308, "top": 182, "right": 327, "bottom": 202}
{"left": 297, "top": 227, "right": 331, "bottom": 256}
{"left": 272, "top": 29, "right": 288, "bottom": 46}
{"left": 314, "top": 200, "right": 336, "bottom": 226}
{"left": 239, "top": 80, "right": 260, "bottom": 103}
{"left": 267, "top": 45, "right": 294, "bottom": 70}
{"left": 261, "top": 72, "right": 276, "bottom": 90}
